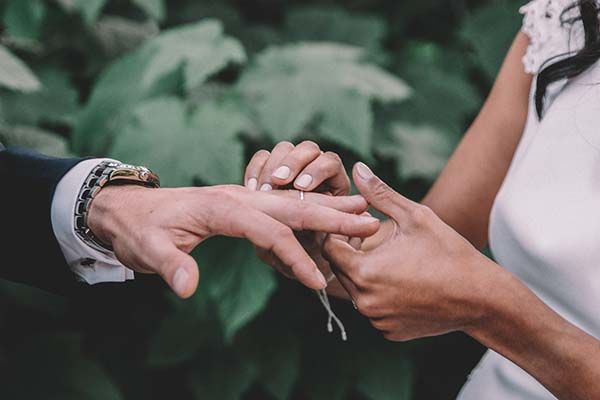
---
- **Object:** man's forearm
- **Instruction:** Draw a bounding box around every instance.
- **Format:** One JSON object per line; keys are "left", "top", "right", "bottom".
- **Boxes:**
{"left": 466, "top": 259, "right": 600, "bottom": 400}
{"left": 0, "top": 147, "right": 85, "bottom": 293}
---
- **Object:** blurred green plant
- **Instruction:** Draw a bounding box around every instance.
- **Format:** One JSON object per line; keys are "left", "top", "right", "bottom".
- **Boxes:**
{"left": 0, "top": 0, "right": 521, "bottom": 399}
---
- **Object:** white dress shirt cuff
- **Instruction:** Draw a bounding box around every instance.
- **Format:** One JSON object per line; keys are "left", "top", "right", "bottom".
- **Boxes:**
{"left": 51, "top": 158, "right": 135, "bottom": 284}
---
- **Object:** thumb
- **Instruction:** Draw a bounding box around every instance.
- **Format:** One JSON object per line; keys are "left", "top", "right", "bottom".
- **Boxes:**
{"left": 352, "top": 162, "right": 416, "bottom": 219}
{"left": 145, "top": 234, "right": 200, "bottom": 299}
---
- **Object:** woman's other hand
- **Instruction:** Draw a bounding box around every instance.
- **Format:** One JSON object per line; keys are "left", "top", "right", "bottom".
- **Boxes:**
{"left": 244, "top": 140, "right": 350, "bottom": 195}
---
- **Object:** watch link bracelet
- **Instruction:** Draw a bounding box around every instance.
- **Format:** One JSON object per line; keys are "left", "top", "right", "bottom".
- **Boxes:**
{"left": 74, "top": 161, "right": 160, "bottom": 253}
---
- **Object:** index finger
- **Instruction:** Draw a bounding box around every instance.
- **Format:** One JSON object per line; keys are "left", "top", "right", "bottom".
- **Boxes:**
{"left": 225, "top": 205, "right": 327, "bottom": 290}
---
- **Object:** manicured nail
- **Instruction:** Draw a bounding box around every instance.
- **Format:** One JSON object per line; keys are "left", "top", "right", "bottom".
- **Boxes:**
{"left": 260, "top": 183, "right": 272, "bottom": 191}
{"left": 315, "top": 269, "right": 327, "bottom": 289}
{"left": 295, "top": 174, "right": 313, "bottom": 188}
{"left": 359, "top": 215, "right": 379, "bottom": 224}
{"left": 173, "top": 268, "right": 189, "bottom": 296}
{"left": 247, "top": 178, "right": 258, "bottom": 191}
{"left": 273, "top": 166, "right": 291, "bottom": 180}
{"left": 356, "top": 162, "right": 373, "bottom": 180}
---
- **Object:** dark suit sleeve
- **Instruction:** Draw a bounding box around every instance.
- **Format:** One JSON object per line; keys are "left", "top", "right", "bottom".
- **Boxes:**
{"left": 0, "top": 145, "right": 88, "bottom": 294}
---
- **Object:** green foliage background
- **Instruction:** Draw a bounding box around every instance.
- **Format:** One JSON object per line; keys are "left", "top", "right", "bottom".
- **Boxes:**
{"left": 0, "top": 0, "right": 522, "bottom": 399}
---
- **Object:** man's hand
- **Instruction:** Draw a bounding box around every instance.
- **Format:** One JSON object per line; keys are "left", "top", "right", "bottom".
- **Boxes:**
{"left": 87, "top": 184, "right": 379, "bottom": 298}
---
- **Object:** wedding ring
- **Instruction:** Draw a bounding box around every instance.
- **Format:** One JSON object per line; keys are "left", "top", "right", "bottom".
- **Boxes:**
{"left": 299, "top": 190, "right": 305, "bottom": 201}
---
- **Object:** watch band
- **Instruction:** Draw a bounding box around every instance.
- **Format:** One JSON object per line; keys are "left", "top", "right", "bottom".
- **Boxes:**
{"left": 74, "top": 161, "right": 160, "bottom": 253}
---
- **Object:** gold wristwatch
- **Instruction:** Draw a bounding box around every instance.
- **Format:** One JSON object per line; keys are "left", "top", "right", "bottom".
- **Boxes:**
{"left": 74, "top": 161, "right": 160, "bottom": 253}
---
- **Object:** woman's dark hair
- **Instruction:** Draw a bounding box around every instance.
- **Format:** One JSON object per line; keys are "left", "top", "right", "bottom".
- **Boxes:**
{"left": 535, "top": 0, "right": 600, "bottom": 117}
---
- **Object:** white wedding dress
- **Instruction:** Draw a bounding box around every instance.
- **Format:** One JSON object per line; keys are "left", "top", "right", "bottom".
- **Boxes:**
{"left": 457, "top": 0, "right": 600, "bottom": 398}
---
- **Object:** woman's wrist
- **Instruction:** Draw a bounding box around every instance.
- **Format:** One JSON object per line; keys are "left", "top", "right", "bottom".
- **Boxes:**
{"left": 461, "top": 257, "right": 521, "bottom": 338}
{"left": 461, "top": 256, "right": 600, "bottom": 399}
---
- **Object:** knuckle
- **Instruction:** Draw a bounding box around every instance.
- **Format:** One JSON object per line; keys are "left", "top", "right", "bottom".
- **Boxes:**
{"left": 274, "top": 141, "right": 294, "bottom": 151}
{"left": 409, "top": 204, "right": 433, "bottom": 224}
{"left": 291, "top": 200, "right": 311, "bottom": 229}
{"left": 352, "top": 264, "right": 373, "bottom": 285}
{"left": 324, "top": 151, "right": 342, "bottom": 164}
{"left": 370, "top": 319, "right": 391, "bottom": 331}
{"left": 210, "top": 187, "right": 234, "bottom": 203}
{"left": 254, "top": 149, "right": 271, "bottom": 159}
{"left": 355, "top": 295, "right": 378, "bottom": 318}
{"left": 383, "top": 332, "right": 406, "bottom": 342}
{"left": 299, "top": 140, "right": 321, "bottom": 152}
{"left": 372, "top": 181, "right": 393, "bottom": 201}
{"left": 276, "top": 225, "right": 294, "bottom": 240}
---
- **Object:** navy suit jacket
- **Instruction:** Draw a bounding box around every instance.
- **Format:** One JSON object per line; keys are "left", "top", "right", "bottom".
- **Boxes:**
{"left": 0, "top": 144, "right": 86, "bottom": 294}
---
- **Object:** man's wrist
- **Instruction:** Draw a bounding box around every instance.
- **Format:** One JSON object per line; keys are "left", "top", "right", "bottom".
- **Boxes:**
{"left": 87, "top": 185, "right": 148, "bottom": 247}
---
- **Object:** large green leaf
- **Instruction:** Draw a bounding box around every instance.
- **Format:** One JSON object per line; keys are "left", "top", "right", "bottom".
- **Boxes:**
{"left": 74, "top": 19, "right": 246, "bottom": 154}
{"left": 109, "top": 96, "right": 247, "bottom": 187}
{"left": 4, "top": 333, "right": 123, "bottom": 400}
{"left": 300, "top": 344, "right": 355, "bottom": 400}
{"left": 3, "top": 0, "right": 46, "bottom": 41}
{"left": 93, "top": 16, "right": 159, "bottom": 59}
{"left": 56, "top": 0, "right": 108, "bottom": 24}
{"left": 0, "top": 280, "right": 68, "bottom": 317}
{"left": 378, "top": 123, "right": 455, "bottom": 181}
{"left": 0, "top": 125, "right": 71, "bottom": 157}
{"left": 236, "top": 321, "right": 300, "bottom": 400}
{"left": 286, "top": 6, "right": 387, "bottom": 62}
{"left": 132, "top": 0, "right": 165, "bottom": 21}
{"left": 394, "top": 42, "right": 481, "bottom": 134}
{"left": 356, "top": 352, "right": 413, "bottom": 400}
{"left": 238, "top": 42, "right": 410, "bottom": 156}
{"left": 0, "top": 67, "right": 78, "bottom": 126}
{"left": 146, "top": 294, "right": 216, "bottom": 367}
{"left": 189, "top": 351, "right": 257, "bottom": 400}
{"left": 460, "top": 0, "right": 522, "bottom": 80}
{"left": 0, "top": 45, "right": 40, "bottom": 92}
{"left": 195, "top": 237, "right": 277, "bottom": 342}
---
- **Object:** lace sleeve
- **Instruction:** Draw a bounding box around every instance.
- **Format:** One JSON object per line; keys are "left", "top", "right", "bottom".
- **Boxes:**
{"left": 520, "top": 0, "right": 585, "bottom": 74}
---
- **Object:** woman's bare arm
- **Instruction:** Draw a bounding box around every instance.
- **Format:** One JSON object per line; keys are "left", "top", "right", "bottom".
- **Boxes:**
{"left": 422, "top": 32, "right": 532, "bottom": 249}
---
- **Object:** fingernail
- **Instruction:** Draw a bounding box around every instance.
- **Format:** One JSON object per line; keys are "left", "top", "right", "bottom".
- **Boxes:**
{"left": 356, "top": 162, "right": 373, "bottom": 180}
{"left": 260, "top": 183, "right": 272, "bottom": 192}
{"left": 315, "top": 270, "right": 327, "bottom": 289}
{"left": 272, "top": 166, "right": 290, "bottom": 180}
{"left": 173, "top": 268, "right": 189, "bottom": 296}
{"left": 247, "top": 178, "right": 258, "bottom": 191}
{"left": 295, "top": 174, "right": 313, "bottom": 188}
{"left": 359, "top": 215, "right": 379, "bottom": 224}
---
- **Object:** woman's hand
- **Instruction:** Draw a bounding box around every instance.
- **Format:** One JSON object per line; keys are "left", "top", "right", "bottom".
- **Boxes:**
{"left": 87, "top": 184, "right": 379, "bottom": 298}
{"left": 324, "top": 163, "right": 600, "bottom": 400}
{"left": 244, "top": 140, "right": 350, "bottom": 195}
{"left": 245, "top": 141, "right": 356, "bottom": 295}
{"left": 324, "top": 162, "right": 499, "bottom": 340}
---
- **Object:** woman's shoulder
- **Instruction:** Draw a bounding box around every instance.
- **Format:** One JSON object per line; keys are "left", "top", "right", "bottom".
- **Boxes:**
{"left": 519, "top": 0, "right": 586, "bottom": 74}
